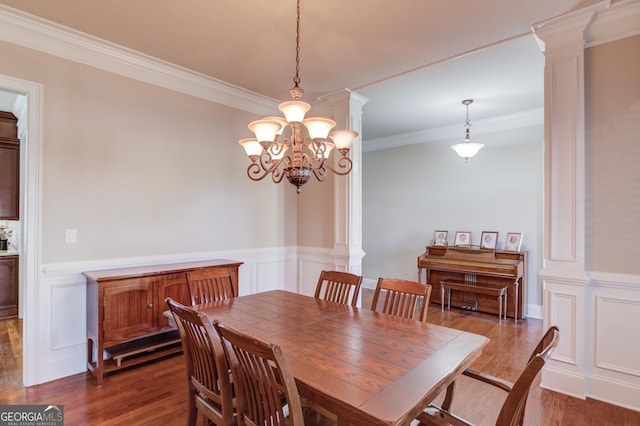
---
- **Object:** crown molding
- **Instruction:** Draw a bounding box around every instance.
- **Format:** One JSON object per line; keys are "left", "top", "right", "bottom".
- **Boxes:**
{"left": 586, "top": 0, "right": 640, "bottom": 47}
{"left": 363, "top": 107, "right": 543, "bottom": 152}
{"left": 533, "top": 0, "right": 640, "bottom": 52}
{"left": 0, "top": 5, "right": 278, "bottom": 116}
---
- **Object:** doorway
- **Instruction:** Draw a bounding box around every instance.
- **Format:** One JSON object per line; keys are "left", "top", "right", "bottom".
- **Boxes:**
{"left": 0, "top": 75, "right": 43, "bottom": 387}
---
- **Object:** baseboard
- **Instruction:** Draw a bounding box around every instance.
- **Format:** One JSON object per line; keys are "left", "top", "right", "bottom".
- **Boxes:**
{"left": 541, "top": 365, "right": 587, "bottom": 399}
{"left": 589, "top": 373, "right": 640, "bottom": 412}
{"left": 526, "top": 303, "right": 543, "bottom": 319}
{"left": 38, "top": 351, "right": 87, "bottom": 385}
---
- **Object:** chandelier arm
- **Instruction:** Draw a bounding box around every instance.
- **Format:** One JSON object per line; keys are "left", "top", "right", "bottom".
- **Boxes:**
{"left": 246, "top": 162, "right": 272, "bottom": 182}
{"left": 271, "top": 155, "right": 293, "bottom": 183}
{"left": 320, "top": 155, "right": 353, "bottom": 176}
{"left": 311, "top": 165, "right": 328, "bottom": 182}
{"left": 302, "top": 150, "right": 326, "bottom": 169}
{"left": 249, "top": 150, "right": 287, "bottom": 181}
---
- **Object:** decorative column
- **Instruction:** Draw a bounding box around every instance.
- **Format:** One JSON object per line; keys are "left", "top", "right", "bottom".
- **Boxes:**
{"left": 533, "top": 2, "right": 605, "bottom": 398}
{"left": 315, "top": 89, "right": 368, "bottom": 275}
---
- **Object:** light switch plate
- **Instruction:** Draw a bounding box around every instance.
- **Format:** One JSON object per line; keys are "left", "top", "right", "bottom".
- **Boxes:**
{"left": 65, "top": 228, "right": 77, "bottom": 244}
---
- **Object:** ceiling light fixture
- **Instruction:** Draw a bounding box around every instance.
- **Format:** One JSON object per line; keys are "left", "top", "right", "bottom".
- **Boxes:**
{"left": 451, "top": 99, "right": 484, "bottom": 163}
{"left": 238, "top": 0, "right": 357, "bottom": 194}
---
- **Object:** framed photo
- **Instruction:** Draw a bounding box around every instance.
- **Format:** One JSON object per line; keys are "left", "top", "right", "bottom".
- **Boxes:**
{"left": 504, "top": 232, "right": 523, "bottom": 252}
{"left": 453, "top": 231, "right": 471, "bottom": 247}
{"left": 480, "top": 231, "right": 499, "bottom": 249}
{"left": 432, "top": 230, "right": 448, "bottom": 246}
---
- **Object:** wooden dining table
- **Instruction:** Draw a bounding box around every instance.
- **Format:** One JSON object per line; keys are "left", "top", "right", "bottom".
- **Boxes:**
{"left": 193, "top": 290, "right": 488, "bottom": 426}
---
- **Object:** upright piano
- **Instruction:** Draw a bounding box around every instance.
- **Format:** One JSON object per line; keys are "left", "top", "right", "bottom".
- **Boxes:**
{"left": 418, "top": 246, "right": 527, "bottom": 320}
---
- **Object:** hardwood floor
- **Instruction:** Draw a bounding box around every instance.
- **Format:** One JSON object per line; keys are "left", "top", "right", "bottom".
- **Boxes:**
{"left": 1, "top": 291, "right": 639, "bottom": 425}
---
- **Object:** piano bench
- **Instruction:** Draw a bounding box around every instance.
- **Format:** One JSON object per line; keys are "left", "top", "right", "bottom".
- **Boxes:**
{"left": 440, "top": 280, "right": 508, "bottom": 322}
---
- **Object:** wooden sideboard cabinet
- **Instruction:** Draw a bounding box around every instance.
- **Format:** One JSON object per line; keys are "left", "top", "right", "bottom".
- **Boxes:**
{"left": 418, "top": 246, "right": 527, "bottom": 321}
{"left": 0, "top": 255, "right": 18, "bottom": 319}
{"left": 83, "top": 259, "right": 242, "bottom": 385}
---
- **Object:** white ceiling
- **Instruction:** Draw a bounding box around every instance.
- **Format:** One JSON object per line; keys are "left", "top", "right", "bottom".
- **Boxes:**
{"left": 0, "top": 0, "right": 596, "bottom": 143}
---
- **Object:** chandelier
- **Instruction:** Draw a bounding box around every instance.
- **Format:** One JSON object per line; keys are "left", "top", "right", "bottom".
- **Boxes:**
{"left": 451, "top": 99, "right": 484, "bottom": 163}
{"left": 238, "top": 0, "right": 358, "bottom": 194}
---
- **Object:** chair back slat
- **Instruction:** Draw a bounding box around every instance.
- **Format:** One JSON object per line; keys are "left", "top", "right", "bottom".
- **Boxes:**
{"left": 165, "top": 298, "right": 234, "bottom": 426}
{"left": 214, "top": 321, "right": 305, "bottom": 426}
{"left": 188, "top": 268, "right": 235, "bottom": 305}
{"left": 371, "top": 278, "right": 432, "bottom": 322}
{"left": 314, "top": 270, "right": 363, "bottom": 306}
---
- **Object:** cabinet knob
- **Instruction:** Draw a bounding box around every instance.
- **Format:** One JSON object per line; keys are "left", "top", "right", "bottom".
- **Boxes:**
{"left": 148, "top": 303, "right": 153, "bottom": 308}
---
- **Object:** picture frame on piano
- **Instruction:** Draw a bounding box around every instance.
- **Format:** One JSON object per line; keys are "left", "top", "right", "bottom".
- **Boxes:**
{"left": 504, "top": 232, "right": 523, "bottom": 252}
{"left": 480, "top": 231, "right": 499, "bottom": 249}
{"left": 454, "top": 231, "right": 472, "bottom": 247}
{"left": 432, "top": 230, "right": 448, "bottom": 246}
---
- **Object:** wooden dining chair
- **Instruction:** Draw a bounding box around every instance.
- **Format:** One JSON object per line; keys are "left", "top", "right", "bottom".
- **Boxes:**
{"left": 314, "top": 270, "right": 363, "bottom": 306}
{"left": 370, "top": 277, "right": 432, "bottom": 322}
{"left": 165, "top": 298, "right": 234, "bottom": 426}
{"left": 416, "top": 326, "right": 560, "bottom": 426}
{"left": 187, "top": 268, "right": 235, "bottom": 305}
{"left": 213, "top": 321, "right": 305, "bottom": 426}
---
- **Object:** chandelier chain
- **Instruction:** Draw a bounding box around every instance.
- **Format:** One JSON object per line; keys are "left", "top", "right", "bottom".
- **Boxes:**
{"left": 293, "top": 0, "right": 301, "bottom": 88}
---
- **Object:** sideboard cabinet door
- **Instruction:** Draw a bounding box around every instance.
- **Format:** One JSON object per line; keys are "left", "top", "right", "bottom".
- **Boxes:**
{"left": 156, "top": 273, "right": 190, "bottom": 327}
{"left": 103, "top": 278, "right": 155, "bottom": 344}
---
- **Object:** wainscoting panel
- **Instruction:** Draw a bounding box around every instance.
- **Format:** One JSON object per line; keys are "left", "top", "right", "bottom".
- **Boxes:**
{"left": 545, "top": 281, "right": 580, "bottom": 365}
{"left": 594, "top": 295, "right": 640, "bottom": 377}
{"left": 50, "top": 276, "right": 86, "bottom": 350}
{"left": 541, "top": 277, "right": 587, "bottom": 398}
{"left": 589, "top": 274, "right": 640, "bottom": 411}
{"left": 297, "top": 246, "right": 334, "bottom": 297}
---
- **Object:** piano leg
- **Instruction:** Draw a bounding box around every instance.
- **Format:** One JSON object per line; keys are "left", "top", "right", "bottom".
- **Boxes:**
{"left": 514, "top": 280, "right": 519, "bottom": 324}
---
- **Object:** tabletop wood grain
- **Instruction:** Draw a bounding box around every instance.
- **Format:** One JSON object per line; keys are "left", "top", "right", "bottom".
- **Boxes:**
{"left": 194, "top": 290, "right": 488, "bottom": 426}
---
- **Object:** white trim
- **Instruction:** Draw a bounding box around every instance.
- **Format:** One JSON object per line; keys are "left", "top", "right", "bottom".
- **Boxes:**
{"left": 585, "top": 0, "right": 640, "bottom": 47}
{"left": 0, "top": 73, "right": 43, "bottom": 387}
{"left": 526, "top": 303, "right": 543, "bottom": 319}
{"left": 541, "top": 365, "right": 588, "bottom": 399}
{"left": 589, "top": 271, "right": 640, "bottom": 288}
{"left": 0, "top": 4, "right": 278, "bottom": 116}
{"left": 589, "top": 372, "right": 640, "bottom": 412}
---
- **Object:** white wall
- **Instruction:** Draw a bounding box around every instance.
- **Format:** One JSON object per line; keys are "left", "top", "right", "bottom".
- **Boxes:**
{"left": 362, "top": 125, "right": 543, "bottom": 312}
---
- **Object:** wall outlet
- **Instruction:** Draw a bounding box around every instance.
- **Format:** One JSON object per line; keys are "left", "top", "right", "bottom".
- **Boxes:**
{"left": 65, "top": 228, "right": 77, "bottom": 244}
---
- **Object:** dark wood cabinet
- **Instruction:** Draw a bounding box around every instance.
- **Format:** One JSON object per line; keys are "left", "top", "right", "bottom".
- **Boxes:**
{"left": 0, "top": 255, "right": 18, "bottom": 319}
{"left": 0, "top": 112, "right": 20, "bottom": 220}
{"left": 83, "top": 259, "right": 242, "bottom": 385}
